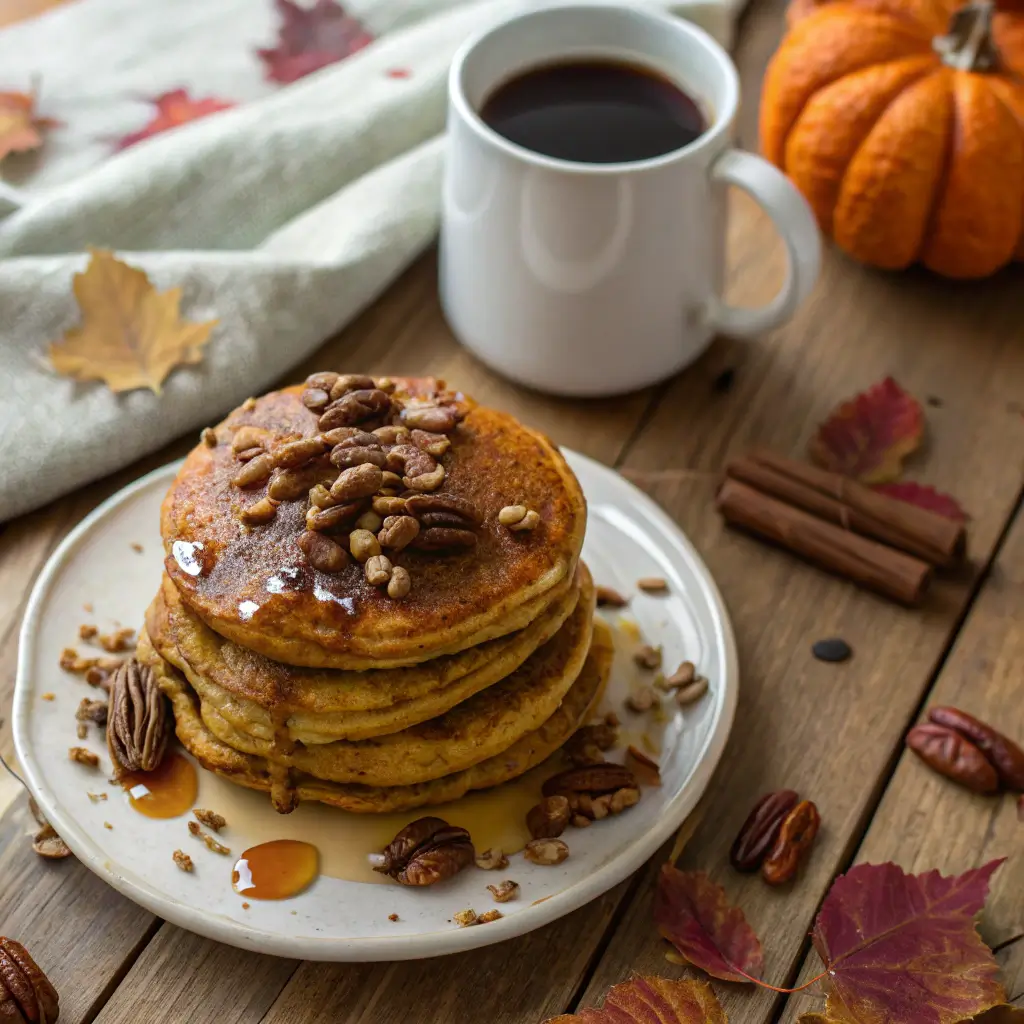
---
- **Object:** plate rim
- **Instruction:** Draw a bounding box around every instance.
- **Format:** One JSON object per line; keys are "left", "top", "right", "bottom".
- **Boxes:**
{"left": 14, "top": 452, "right": 737, "bottom": 962}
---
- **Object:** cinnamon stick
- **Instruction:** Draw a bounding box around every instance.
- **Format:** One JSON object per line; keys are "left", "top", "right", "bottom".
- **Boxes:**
{"left": 725, "top": 449, "right": 965, "bottom": 567}
{"left": 716, "top": 478, "right": 932, "bottom": 605}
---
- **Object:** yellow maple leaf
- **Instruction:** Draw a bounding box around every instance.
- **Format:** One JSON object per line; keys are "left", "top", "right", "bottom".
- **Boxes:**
{"left": 49, "top": 249, "right": 217, "bottom": 394}
{"left": 0, "top": 89, "right": 59, "bottom": 162}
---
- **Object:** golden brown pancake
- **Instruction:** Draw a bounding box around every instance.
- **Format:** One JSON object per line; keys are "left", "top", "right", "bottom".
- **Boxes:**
{"left": 162, "top": 378, "right": 587, "bottom": 669}
{"left": 138, "top": 621, "right": 613, "bottom": 813}
{"left": 146, "top": 567, "right": 581, "bottom": 742}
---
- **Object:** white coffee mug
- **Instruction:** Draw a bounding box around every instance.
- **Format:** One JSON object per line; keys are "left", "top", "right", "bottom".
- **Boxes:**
{"left": 439, "top": 1, "right": 820, "bottom": 397}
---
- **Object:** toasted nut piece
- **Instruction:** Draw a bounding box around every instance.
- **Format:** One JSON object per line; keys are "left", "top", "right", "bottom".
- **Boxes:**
{"left": 307, "top": 483, "right": 335, "bottom": 509}
{"left": 173, "top": 849, "right": 194, "bottom": 872}
{"left": 305, "top": 371, "right": 340, "bottom": 392}
{"left": 624, "top": 746, "right": 662, "bottom": 787}
{"left": 320, "top": 427, "right": 359, "bottom": 446}
{"left": 637, "top": 576, "right": 669, "bottom": 593}
{"left": 527, "top": 796, "right": 571, "bottom": 839}
{"left": 302, "top": 387, "right": 330, "bottom": 411}
{"left": 232, "top": 453, "right": 275, "bottom": 488}
{"left": 524, "top": 838, "right": 569, "bottom": 866}
{"left": 188, "top": 820, "right": 231, "bottom": 855}
{"left": 379, "top": 515, "right": 420, "bottom": 551}
{"left": 235, "top": 447, "right": 265, "bottom": 462}
{"left": 412, "top": 527, "right": 477, "bottom": 551}
{"left": 478, "top": 910, "right": 503, "bottom": 924}
{"left": 571, "top": 814, "right": 591, "bottom": 829}
{"left": 373, "top": 495, "right": 407, "bottom": 516}
{"left": 356, "top": 510, "right": 384, "bottom": 533}
{"left": 634, "top": 645, "right": 663, "bottom": 670}
{"left": 454, "top": 909, "right": 478, "bottom": 928}
{"left": 498, "top": 505, "right": 527, "bottom": 526}
{"left": 373, "top": 425, "right": 411, "bottom": 445}
{"left": 542, "top": 764, "right": 638, "bottom": 798}
{"left": 319, "top": 388, "right": 391, "bottom": 431}
{"left": 299, "top": 530, "right": 349, "bottom": 573}
{"left": 331, "top": 464, "right": 383, "bottom": 502}
{"left": 661, "top": 661, "right": 696, "bottom": 690}
{"left": 487, "top": 880, "right": 519, "bottom": 903}
{"left": 331, "top": 445, "right": 386, "bottom": 470}
{"left": 474, "top": 848, "right": 509, "bottom": 870}
{"left": 193, "top": 809, "right": 226, "bottom": 832}
{"left": 610, "top": 787, "right": 641, "bottom": 813}
{"left": 274, "top": 436, "right": 326, "bottom": 468}
{"left": 201, "top": 427, "right": 218, "bottom": 447}
{"left": 232, "top": 425, "right": 270, "bottom": 453}
{"left": 405, "top": 463, "right": 445, "bottom": 493}
{"left": 76, "top": 698, "right": 107, "bottom": 726}
{"left": 69, "top": 746, "right": 99, "bottom": 768}
{"left": 239, "top": 496, "right": 278, "bottom": 525}
{"left": 375, "top": 377, "right": 396, "bottom": 394}
{"left": 401, "top": 405, "right": 458, "bottom": 432}
{"left": 387, "top": 566, "right": 412, "bottom": 599}
{"left": 596, "top": 585, "right": 628, "bottom": 607}
{"left": 626, "top": 688, "right": 658, "bottom": 713}
{"left": 242, "top": 397, "right": 257, "bottom": 410}
{"left": 269, "top": 466, "right": 320, "bottom": 502}
{"left": 365, "top": 554, "right": 393, "bottom": 586}
{"left": 307, "top": 501, "right": 362, "bottom": 532}
{"left": 350, "top": 529, "right": 381, "bottom": 563}
{"left": 508, "top": 509, "right": 540, "bottom": 532}
{"left": 676, "top": 677, "right": 709, "bottom": 706}
{"left": 411, "top": 429, "right": 450, "bottom": 457}
{"left": 404, "top": 493, "right": 483, "bottom": 525}
{"left": 328, "top": 374, "right": 375, "bottom": 402}
{"left": 33, "top": 823, "right": 73, "bottom": 858}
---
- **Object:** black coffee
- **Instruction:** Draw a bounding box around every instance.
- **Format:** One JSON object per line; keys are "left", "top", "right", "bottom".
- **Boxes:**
{"left": 480, "top": 59, "right": 706, "bottom": 164}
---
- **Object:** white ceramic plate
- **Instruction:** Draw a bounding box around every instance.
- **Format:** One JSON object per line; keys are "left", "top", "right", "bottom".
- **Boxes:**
{"left": 14, "top": 452, "right": 736, "bottom": 961}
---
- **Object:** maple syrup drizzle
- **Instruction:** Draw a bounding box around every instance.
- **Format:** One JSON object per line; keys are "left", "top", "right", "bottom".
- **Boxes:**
{"left": 121, "top": 752, "right": 198, "bottom": 819}
{"left": 232, "top": 840, "right": 319, "bottom": 900}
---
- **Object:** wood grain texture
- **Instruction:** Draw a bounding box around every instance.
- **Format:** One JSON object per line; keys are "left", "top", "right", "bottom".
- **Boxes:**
{"left": 783, "top": 504, "right": 1024, "bottom": 1018}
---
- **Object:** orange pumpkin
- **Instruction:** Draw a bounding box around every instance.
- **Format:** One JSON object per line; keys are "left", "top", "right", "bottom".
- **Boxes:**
{"left": 760, "top": 0, "right": 1024, "bottom": 278}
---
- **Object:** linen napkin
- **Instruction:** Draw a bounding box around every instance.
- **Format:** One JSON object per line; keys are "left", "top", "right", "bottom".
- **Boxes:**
{"left": 0, "top": 0, "right": 744, "bottom": 522}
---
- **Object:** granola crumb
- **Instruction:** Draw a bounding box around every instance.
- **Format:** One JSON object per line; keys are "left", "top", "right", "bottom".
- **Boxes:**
{"left": 103, "top": 822, "right": 113, "bottom": 830}
{"left": 99, "top": 627, "right": 135, "bottom": 653}
{"left": 193, "top": 808, "right": 226, "bottom": 832}
{"left": 637, "top": 576, "right": 669, "bottom": 593}
{"left": 453, "top": 909, "right": 478, "bottom": 928}
{"left": 68, "top": 746, "right": 99, "bottom": 768}
{"left": 76, "top": 723, "right": 88, "bottom": 740}
{"left": 130, "top": 542, "right": 144, "bottom": 554}
{"left": 41, "top": 693, "right": 55, "bottom": 702}
{"left": 388, "top": 913, "right": 399, "bottom": 922}
{"left": 79, "top": 624, "right": 98, "bottom": 641}
{"left": 173, "top": 850, "right": 194, "bottom": 872}
{"left": 478, "top": 910, "right": 503, "bottom": 924}
{"left": 87, "top": 792, "right": 108, "bottom": 803}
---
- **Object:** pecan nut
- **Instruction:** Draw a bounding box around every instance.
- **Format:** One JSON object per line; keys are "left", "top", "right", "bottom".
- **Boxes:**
{"left": 410, "top": 429, "right": 450, "bottom": 457}
{"left": 232, "top": 452, "right": 275, "bottom": 488}
{"left": 404, "top": 493, "right": 483, "bottom": 526}
{"left": 400, "top": 404, "right": 459, "bottom": 433}
{"left": 410, "top": 527, "right": 478, "bottom": 551}
{"left": 385, "top": 445, "right": 444, "bottom": 492}
{"left": 542, "top": 764, "right": 637, "bottom": 798}
{"left": 298, "top": 530, "right": 349, "bottom": 573}
{"left": 107, "top": 659, "right": 171, "bottom": 777}
{"left": 378, "top": 515, "right": 420, "bottom": 551}
{"left": 273, "top": 436, "right": 326, "bottom": 469}
{"left": 328, "top": 374, "right": 376, "bottom": 402}
{"left": 387, "top": 566, "right": 412, "bottom": 599}
{"left": 761, "top": 799, "right": 820, "bottom": 885}
{"left": 563, "top": 723, "right": 618, "bottom": 767}
{"left": 268, "top": 466, "right": 323, "bottom": 503}
{"left": 729, "top": 789, "right": 799, "bottom": 872}
{"left": 231, "top": 425, "right": 271, "bottom": 453}
{"left": 906, "top": 723, "right": 1000, "bottom": 793}
{"left": 330, "top": 464, "right": 383, "bottom": 502}
{"left": 330, "top": 445, "right": 386, "bottom": 470}
{"left": 306, "top": 501, "right": 363, "bottom": 533}
{"left": 526, "top": 796, "right": 571, "bottom": 839}
{"left": 928, "top": 706, "right": 1024, "bottom": 792}
{"left": 0, "top": 938, "right": 59, "bottom": 1024}
{"left": 523, "top": 838, "right": 569, "bottom": 866}
{"left": 373, "top": 817, "right": 475, "bottom": 886}
{"left": 318, "top": 389, "right": 391, "bottom": 431}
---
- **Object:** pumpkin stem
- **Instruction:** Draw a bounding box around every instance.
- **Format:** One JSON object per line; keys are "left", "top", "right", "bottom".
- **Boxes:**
{"left": 933, "top": 1, "right": 999, "bottom": 71}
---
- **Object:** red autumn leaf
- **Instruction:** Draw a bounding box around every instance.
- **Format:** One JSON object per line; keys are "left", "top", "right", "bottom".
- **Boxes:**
{"left": 0, "top": 89, "right": 60, "bottom": 162}
{"left": 115, "top": 89, "right": 235, "bottom": 150}
{"left": 654, "top": 865, "right": 764, "bottom": 983}
{"left": 811, "top": 860, "right": 1006, "bottom": 1024}
{"left": 545, "top": 976, "right": 727, "bottom": 1024}
{"left": 810, "top": 377, "right": 924, "bottom": 484}
{"left": 257, "top": 0, "right": 374, "bottom": 84}
{"left": 873, "top": 482, "right": 967, "bottom": 521}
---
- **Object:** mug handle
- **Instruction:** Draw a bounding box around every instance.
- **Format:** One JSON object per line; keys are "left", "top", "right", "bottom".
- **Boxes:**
{"left": 704, "top": 149, "right": 821, "bottom": 338}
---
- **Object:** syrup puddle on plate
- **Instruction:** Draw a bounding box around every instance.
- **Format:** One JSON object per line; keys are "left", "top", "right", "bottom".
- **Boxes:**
{"left": 120, "top": 752, "right": 198, "bottom": 819}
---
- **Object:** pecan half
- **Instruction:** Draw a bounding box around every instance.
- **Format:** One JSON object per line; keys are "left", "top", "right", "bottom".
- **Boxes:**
{"left": 305, "top": 371, "right": 340, "bottom": 392}
{"left": 378, "top": 515, "right": 419, "bottom": 551}
{"left": 268, "top": 465, "right": 322, "bottom": 503}
{"left": 330, "top": 445, "right": 386, "bottom": 470}
{"left": 373, "top": 817, "right": 475, "bottom": 886}
{"left": 328, "top": 374, "right": 376, "bottom": 402}
{"left": 385, "top": 445, "right": 444, "bottom": 492}
{"left": 298, "top": 530, "right": 349, "bottom": 573}
{"left": 231, "top": 425, "right": 271, "bottom": 454}
{"left": 330, "top": 464, "right": 383, "bottom": 502}
{"left": 411, "top": 527, "right": 477, "bottom": 551}
{"left": 729, "top": 790, "right": 798, "bottom": 872}
{"left": 0, "top": 938, "right": 60, "bottom": 1024}
{"left": 928, "top": 706, "right": 1024, "bottom": 792}
{"left": 542, "top": 764, "right": 637, "bottom": 798}
{"left": 306, "top": 501, "right": 363, "bottom": 533}
{"left": 232, "top": 453, "right": 275, "bottom": 488}
{"left": 761, "top": 800, "right": 820, "bottom": 885}
{"left": 487, "top": 880, "right": 519, "bottom": 903}
{"left": 410, "top": 429, "right": 450, "bottom": 457}
{"left": 400, "top": 404, "right": 459, "bottom": 433}
{"left": 404, "top": 493, "right": 483, "bottom": 526}
{"left": 595, "top": 585, "right": 628, "bottom": 608}
{"left": 301, "top": 387, "right": 330, "bottom": 412}
{"left": 107, "top": 659, "right": 171, "bottom": 777}
{"left": 387, "top": 566, "right": 412, "bottom": 599}
{"left": 564, "top": 723, "right": 618, "bottom": 767}
{"left": 906, "top": 723, "right": 1000, "bottom": 793}
{"left": 527, "top": 796, "right": 571, "bottom": 839}
{"left": 524, "top": 838, "right": 569, "bottom": 866}
{"left": 273, "top": 436, "right": 326, "bottom": 469}
{"left": 474, "top": 848, "right": 509, "bottom": 870}
{"left": 318, "top": 388, "right": 391, "bottom": 431}
{"left": 373, "top": 424, "right": 410, "bottom": 445}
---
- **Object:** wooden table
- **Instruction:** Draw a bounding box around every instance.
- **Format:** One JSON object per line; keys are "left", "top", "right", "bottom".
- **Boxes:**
{"left": 2, "top": 0, "right": 1023, "bottom": 1020}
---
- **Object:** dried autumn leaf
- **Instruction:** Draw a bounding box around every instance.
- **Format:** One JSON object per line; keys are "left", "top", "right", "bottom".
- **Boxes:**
{"left": 545, "top": 976, "right": 727, "bottom": 1024}
{"left": 49, "top": 249, "right": 216, "bottom": 394}
{"left": 258, "top": 0, "right": 374, "bottom": 84}
{"left": 654, "top": 865, "right": 764, "bottom": 983}
{"left": 0, "top": 89, "right": 59, "bottom": 162}
{"left": 810, "top": 377, "right": 924, "bottom": 484}
{"left": 115, "top": 89, "right": 235, "bottom": 150}
{"left": 873, "top": 482, "right": 967, "bottom": 522}
{"left": 811, "top": 860, "right": 1006, "bottom": 1024}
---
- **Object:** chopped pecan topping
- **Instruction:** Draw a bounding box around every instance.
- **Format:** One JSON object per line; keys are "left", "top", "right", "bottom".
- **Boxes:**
{"left": 676, "top": 677, "right": 709, "bottom": 706}
{"left": 411, "top": 527, "right": 477, "bottom": 552}
{"left": 364, "top": 554, "right": 393, "bottom": 587}
{"left": 410, "top": 429, "right": 450, "bottom": 457}
{"left": 624, "top": 746, "right": 662, "bottom": 787}
{"left": 524, "top": 838, "right": 569, "bottom": 866}
{"left": 331, "top": 464, "right": 384, "bottom": 502}
{"left": 378, "top": 515, "right": 419, "bottom": 551}
{"left": 349, "top": 529, "right": 381, "bottom": 563}
{"left": 373, "top": 817, "right": 475, "bottom": 886}
{"left": 329, "top": 374, "right": 376, "bottom": 402}
{"left": 239, "top": 496, "right": 278, "bottom": 525}
{"left": 355, "top": 510, "right": 384, "bottom": 533}
{"left": 372, "top": 495, "right": 407, "bottom": 516}
{"left": 232, "top": 453, "right": 275, "bottom": 488}
{"left": 477, "top": 910, "right": 503, "bottom": 924}
{"left": 637, "top": 576, "right": 669, "bottom": 593}
{"left": 318, "top": 388, "right": 391, "bottom": 431}
{"left": 306, "top": 501, "right": 363, "bottom": 533}
{"left": 404, "top": 493, "right": 483, "bottom": 525}
{"left": 68, "top": 747, "right": 99, "bottom": 768}
{"left": 527, "top": 796, "right": 571, "bottom": 839}
{"left": 78, "top": 624, "right": 98, "bottom": 641}
{"left": 387, "top": 566, "right": 412, "bottom": 600}
{"left": 625, "top": 687, "right": 658, "bottom": 713}
{"left": 107, "top": 659, "right": 171, "bottom": 777}
{"left": 201, "top": 427, "right": 218, "bottom": 446}
{"left": 385, "top": 445, "right": 444, "bottom": 492}
{"left": 173, "top": 850, "right": 194, "bottom": 872}
{"left": 373, "top": 425, "right": 410, "bottom": 445}
{"left": 188, "top": 821, "right": 231, "bottom": 855}
{"left": 487, "top": 881, "right": 519, "bottom": 903}
{"left": 231, "top": 425, "right": 271, "bottom": 454}
{"left": 269, "top": 466, "right": 321, "bottom": 502}
{"left": 564, "top": 722, "right": 619, "bottom": 767}
{"left": 453, "top": 909, "right": 478, "bottom": 928}
{"left": 596, "top": 585, "right": 628, "bottom": 608}
{"left": 474, "top": 848, "right": 509, "bottom": 870}
{"left": 298, "top": 530, "right": 349, "bottom": 573}
{"left": 508, "top": 509, "right": 540, "bottom": 532}
{"left": 273, "top": 436, "right": 326, "bottom": 469}
{"left": 193, "top": 809, "right": 226, "bottom": 832}
{"left": 400, "top": 404, "right": 459, "bottom": 433}
{"left": 634, "top": 645, "right": 663, "bottom": 670}
{"left": 658, "top": 661, "right": 696, "bottom": 691}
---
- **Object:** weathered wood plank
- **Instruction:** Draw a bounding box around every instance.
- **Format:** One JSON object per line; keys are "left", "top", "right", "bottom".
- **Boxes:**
{"left": 783, "top": 503, "right": 1024, "bottom": 1019}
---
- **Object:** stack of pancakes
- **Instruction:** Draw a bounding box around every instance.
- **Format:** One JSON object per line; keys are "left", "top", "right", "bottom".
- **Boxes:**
{"left": 139, "top": 376, "right": 612, "bottom": 813}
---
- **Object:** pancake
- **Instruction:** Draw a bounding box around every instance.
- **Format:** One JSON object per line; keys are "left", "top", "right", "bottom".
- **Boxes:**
{"left": 146, "top": 566, "right": 582, "bottom": 742}
{"left": 137, "top": 620, "right": 613, "bottom": 814}
{"left": 188, "top": 570, "right": 593, "bottom": 787}
{"left": 162, "top": 377, "right": 587, "bottom": 669}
